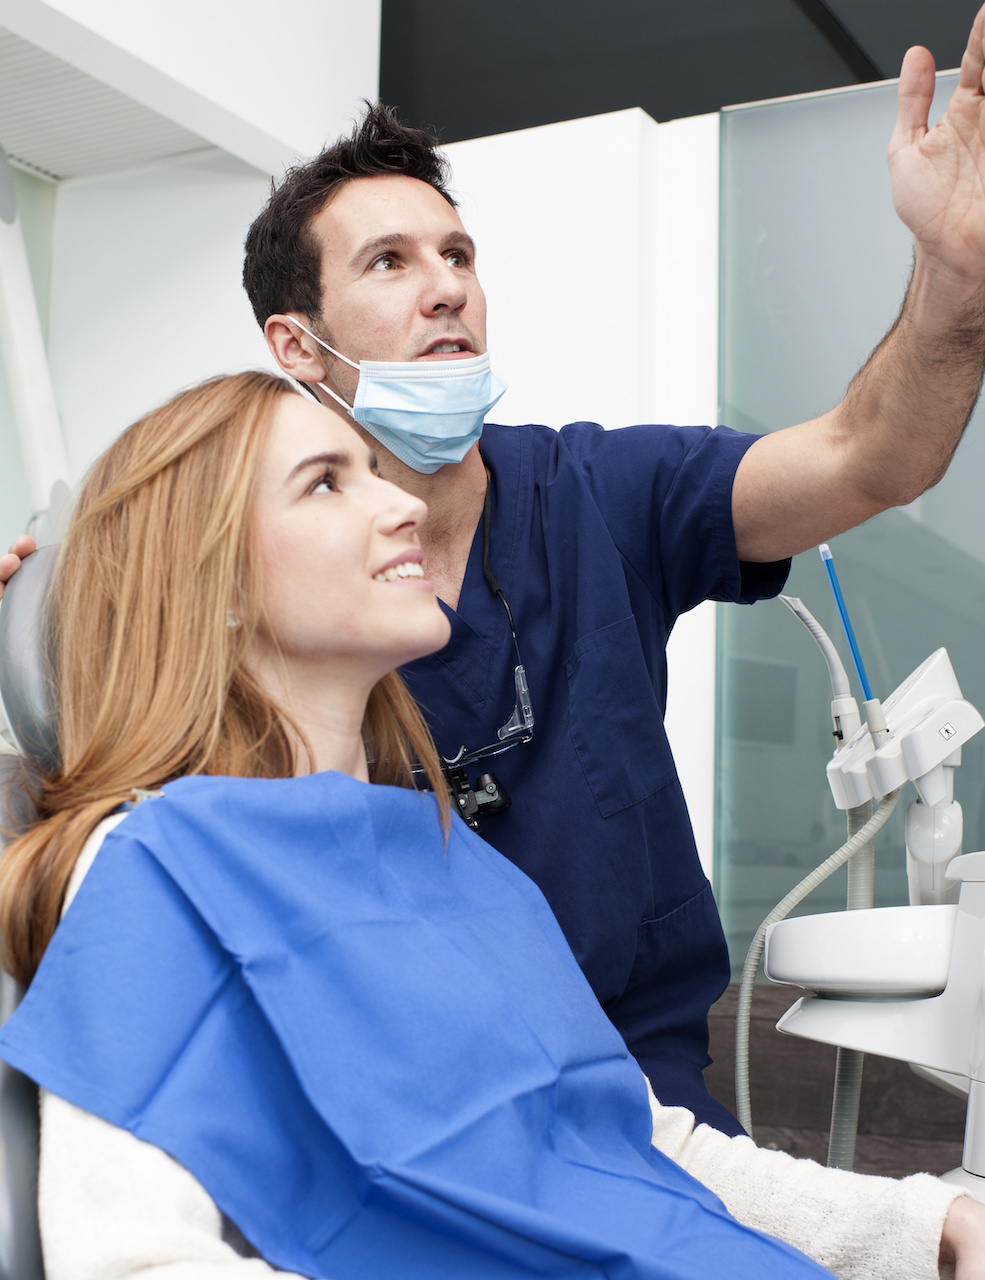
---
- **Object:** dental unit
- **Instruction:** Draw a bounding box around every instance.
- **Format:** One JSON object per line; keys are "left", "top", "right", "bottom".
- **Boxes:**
{"left": 738, "top": 543, "right": 985, "bottom": 1198}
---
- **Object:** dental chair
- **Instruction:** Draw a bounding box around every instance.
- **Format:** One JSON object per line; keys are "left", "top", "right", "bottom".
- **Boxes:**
{"left": 0, "top": 544, "right": 61, "bottom": 1280}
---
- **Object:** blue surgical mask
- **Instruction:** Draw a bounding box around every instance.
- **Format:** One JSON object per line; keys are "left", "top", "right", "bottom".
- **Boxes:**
{"left": 290, "top": 319, "right": 507, "bottom": 474}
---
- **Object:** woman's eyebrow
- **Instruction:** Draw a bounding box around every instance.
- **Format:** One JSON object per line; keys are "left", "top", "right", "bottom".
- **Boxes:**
{"left": 285, "top": 450, "right": 352, "bottom": 483}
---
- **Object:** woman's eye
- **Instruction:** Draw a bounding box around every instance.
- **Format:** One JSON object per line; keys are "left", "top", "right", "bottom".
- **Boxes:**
{"left": 311, "top": 472, "right": 336, "bottom": 495}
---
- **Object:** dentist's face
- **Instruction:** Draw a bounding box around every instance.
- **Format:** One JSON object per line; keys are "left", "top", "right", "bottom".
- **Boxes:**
{"left": 306, "top": 174, "right": 488, "bottom": 404}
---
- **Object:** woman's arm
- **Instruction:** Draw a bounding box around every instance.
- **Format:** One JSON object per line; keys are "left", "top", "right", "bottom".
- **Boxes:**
{"left": 646, "top": 1081, "right": 967, "bottom": 1280}
{"left": 939, "top": 1196, "right": 985, "bottom": 1280}
{"left": 39, "top": 1090, "right": 307, "bottom": 1280}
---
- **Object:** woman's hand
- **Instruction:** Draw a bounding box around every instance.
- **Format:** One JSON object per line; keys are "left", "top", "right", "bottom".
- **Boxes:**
{"left": 0, "top": 536, "right": 36, "bottom": 600}
{"left": 941, "top": 1196, "right": 985, "bottom": 1278}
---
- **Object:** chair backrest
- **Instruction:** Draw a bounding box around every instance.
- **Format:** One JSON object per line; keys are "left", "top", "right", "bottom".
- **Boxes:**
{"left": 0, "top": 753, "right": 44, "bottom": 1280}
{"left": 0, "top": 549, "right": 57, "bottom": 1280}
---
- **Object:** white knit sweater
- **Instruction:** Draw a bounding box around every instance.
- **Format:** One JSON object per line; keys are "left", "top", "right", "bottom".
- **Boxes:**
{"left": 37, "top": 818, "right": 963, "bottom": 1280}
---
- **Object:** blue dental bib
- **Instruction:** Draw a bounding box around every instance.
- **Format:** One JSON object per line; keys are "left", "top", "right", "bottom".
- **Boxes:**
{"left": 0, "top": 774, "right": 828, "bottom": 1278}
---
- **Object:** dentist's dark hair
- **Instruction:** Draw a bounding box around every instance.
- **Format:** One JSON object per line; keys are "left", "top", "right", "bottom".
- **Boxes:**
{"left": 243, "top": 102, "right": 456, "bottom": 330}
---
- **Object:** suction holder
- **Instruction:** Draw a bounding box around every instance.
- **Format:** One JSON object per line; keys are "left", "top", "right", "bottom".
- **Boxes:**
{"left": 826, "top": 649, "right": 984, "bottom": 810}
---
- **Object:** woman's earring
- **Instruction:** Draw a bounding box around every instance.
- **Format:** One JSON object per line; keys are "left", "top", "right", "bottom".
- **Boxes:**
{"left": 226, "top": 610, "right": 241, "bottom": 629}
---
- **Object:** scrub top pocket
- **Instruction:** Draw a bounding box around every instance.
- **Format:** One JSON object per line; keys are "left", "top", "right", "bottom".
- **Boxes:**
{"left": 565, "top": 616, "right": 675, "bottom": 819}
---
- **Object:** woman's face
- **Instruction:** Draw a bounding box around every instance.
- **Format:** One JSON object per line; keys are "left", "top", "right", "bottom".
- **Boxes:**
{"left": 249, "top": 394, "right": 451, "bottom": 686}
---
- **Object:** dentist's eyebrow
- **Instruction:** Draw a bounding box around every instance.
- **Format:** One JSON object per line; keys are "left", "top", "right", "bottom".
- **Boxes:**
{"left": 354, "top": 231, "right": 477, "bottom": 263}
{"left": 356, "top": 233, "right": 410, "bottom": 259}
{"left": 286, "top": 450, "right": 352, "bottom": 483}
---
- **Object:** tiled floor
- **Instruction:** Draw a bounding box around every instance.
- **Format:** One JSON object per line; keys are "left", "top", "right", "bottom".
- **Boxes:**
{"left": 706, "top": 984, "right": 966, "bottom": 1177}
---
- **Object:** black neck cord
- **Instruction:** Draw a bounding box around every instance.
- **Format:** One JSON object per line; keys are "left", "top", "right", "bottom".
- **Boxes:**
{"left": 481, "top": 482, "right": 522, "bottom": 668}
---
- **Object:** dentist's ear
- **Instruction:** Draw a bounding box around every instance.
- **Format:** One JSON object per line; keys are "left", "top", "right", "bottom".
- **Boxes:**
{"left": 264, "top": 314, "right": 329, "bottom": 383}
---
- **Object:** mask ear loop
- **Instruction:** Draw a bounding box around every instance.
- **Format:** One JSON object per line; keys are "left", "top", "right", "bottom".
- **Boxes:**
{"left": 284, "top": 317, "right": 360, "bottom": 417}
{"left": 316, "top": 381, "right": 356, "bottom": 418}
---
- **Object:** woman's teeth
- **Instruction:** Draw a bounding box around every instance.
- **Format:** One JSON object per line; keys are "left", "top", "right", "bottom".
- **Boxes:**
{"left": 374, "top": 562, "right": 425, "bottom": 583}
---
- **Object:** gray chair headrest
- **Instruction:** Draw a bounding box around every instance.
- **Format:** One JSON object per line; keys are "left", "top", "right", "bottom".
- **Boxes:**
{"left": 0, "top": 546, "right": 59, "bottom": 774}
{"left": 0, "top": 754, "right": 45, "bottom": 1280}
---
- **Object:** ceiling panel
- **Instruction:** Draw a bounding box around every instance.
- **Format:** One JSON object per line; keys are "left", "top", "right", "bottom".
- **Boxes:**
{"left": 381, "top": 0, "right": 976, "bottom": 143}
{"left": 825, "top": 0, "right": 970, "bottom": 81}
{"left": 0, "top": 27, "right": 211, "bottom": 182}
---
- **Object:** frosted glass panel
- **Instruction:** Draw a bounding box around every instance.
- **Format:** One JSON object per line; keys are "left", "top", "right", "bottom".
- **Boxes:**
{"left": 717, "top": 74, "right": 985, "bottom": 973}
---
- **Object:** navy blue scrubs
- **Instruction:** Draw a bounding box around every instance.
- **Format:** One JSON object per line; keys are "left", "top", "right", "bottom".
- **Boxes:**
{"left": 402, "top": 420, "right": 788, "bottom": 1136}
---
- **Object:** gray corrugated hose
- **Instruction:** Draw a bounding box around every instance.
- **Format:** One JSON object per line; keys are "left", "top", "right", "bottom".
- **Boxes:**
{"left": 734, "top": 790, "right": 899, "bottom": 1138}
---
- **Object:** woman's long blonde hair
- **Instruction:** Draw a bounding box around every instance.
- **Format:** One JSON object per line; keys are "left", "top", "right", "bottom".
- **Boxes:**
{"left": 0, "top": 371, "right": 449, "bottom": 984}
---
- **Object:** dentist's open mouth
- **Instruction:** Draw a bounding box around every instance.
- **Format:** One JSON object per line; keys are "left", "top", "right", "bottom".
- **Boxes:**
{"left": 420, "top": 339, "right": 475, "bottom": 358}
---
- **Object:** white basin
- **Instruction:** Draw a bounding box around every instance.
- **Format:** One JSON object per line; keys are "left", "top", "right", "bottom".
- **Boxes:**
{"left": 764, "top": 904, "right": 958, "bottom": 997}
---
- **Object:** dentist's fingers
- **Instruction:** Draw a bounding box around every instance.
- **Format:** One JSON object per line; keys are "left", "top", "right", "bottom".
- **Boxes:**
{"left": 894, "top": 45, "right": 935, "bottom": 147}
{"left": 0, "top": 535, "right": 37, "bottom": 598}
{"left": 959, "top": 2, "right": 985, "bottom": 94}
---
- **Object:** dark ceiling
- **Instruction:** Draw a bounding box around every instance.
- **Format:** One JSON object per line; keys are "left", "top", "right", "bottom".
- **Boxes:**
{"left": 380, "top": 0, "right": 974, "bottom": 144}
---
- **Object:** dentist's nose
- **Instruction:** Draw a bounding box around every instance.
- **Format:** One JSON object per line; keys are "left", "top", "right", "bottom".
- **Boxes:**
{"left": 420, "top": 256, "right": 468, "bottom": 316}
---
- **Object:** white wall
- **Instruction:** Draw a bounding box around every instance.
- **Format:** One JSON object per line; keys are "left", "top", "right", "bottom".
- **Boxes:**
{"left": 48, "top": 148, "right": 275, "bottom": 475}
{"left": 50, "top": 109, "right": 719, "bottom": 490}
{"left": 446, "top": 111, "right": 721, "bottom": 875}
{"left": 645, "top": 114, "right": 719, "bottom": 881}
{"left": 11, "top": 105, "right": 722, "bottom": 873}
{"left": 0, "top": 0, "right": 381, "bottom": 172}
{"left": 447, "top": 110, "right": 656, "bottom": 430}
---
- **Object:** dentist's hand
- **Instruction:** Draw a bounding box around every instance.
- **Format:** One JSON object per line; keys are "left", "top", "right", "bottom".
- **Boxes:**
{"left": 0, "top": 536, "right": 36, "bottom": 600}
{"left": 941, "top": 1195, "right": 985, "bottom": 1279}
{"left": 890, "top": 5, "right": 985, "bottom": 294}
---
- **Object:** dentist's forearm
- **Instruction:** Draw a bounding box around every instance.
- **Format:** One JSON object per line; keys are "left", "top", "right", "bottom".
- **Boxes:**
{"left": 732, "top": 250, "right": 985, "bottom": 563}
{"left": 834, "top": 251, "right": 985, "bottom": 509}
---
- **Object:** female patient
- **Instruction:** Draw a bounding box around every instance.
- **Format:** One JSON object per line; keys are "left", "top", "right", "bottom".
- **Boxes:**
{"left": 0, "top": 371, "right": 981, "bottom": 1280}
